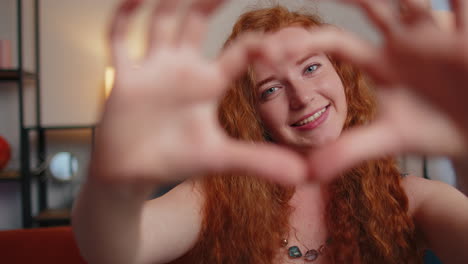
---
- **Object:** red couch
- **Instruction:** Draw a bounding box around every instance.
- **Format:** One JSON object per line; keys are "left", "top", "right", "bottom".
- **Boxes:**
{"left": 0, "top": 226, "right": 87, "bottom": 264}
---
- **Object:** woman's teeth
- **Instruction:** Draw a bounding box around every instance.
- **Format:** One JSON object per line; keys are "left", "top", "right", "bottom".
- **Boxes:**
{"left": 294, "top": 107, "right": 327, "bottom": 126}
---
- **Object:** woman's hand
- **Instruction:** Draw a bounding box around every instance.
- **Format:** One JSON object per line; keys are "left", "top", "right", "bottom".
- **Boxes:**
{"left": 304, "top": 0, "right": 468, "bottom": 138}
{"left": 342, "top": 0, "right": 468, "bottom": 134}
{"left": 307, "top": 87, "right": 466, "bottom": 180}
{"left": 93, "top": 0, "right": 307, "bottom": 185}
{"left": 290, "top": 0, "right": 468, "bottom": 180}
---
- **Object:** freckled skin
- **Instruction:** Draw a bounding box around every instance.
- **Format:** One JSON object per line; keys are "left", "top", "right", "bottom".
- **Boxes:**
{"left": 254, "top": 28, "right": 348, "bottom": 152}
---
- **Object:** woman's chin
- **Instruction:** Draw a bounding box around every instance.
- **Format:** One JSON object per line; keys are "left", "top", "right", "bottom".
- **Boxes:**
{"left": 287, "top": 135, "right": 340, "bottom": 153}
{"left": 269, "top": 131, "right": 341, "bottom": 154}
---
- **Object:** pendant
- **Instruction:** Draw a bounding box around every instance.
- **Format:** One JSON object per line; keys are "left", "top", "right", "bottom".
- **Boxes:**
{"left": 288, "top": 246, "right": 303, "bottom": 258}
{"left": 304, "top": 249, "right": 319, "bottom": 261}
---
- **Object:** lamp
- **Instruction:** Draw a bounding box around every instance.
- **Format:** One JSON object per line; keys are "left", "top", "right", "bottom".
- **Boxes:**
{"left": 104, "top": 66, "right": 115, "bottom": 98}
{"left": 33, "top": 152, "right": 79, "bottom": 182}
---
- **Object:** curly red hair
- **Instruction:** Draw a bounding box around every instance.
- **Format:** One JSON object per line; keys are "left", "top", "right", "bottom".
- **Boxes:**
{"left": 173, "top": 6, "right": 423, "bottom": 264}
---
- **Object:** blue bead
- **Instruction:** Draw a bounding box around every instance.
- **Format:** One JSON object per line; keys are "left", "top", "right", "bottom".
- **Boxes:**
{"left": 288, "top": 246, "right": 302, "bottom": 258}
{"left": 305, "top": 249, "right": 319, "bottom": 261}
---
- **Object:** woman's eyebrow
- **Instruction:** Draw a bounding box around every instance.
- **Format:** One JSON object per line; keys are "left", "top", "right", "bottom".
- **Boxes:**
{"left": 255, "top": 52, "right": 320, "bottom": 89}
{"left": 296, "top": 52, "right": 320, "bottom": 66}
{"left": 256, "top": 76, "right": 275, "bottom": 89}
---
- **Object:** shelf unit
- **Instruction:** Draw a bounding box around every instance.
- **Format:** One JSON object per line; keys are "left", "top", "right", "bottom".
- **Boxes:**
{"left": 0, "top": 69, "right": 36, "bottom": 81}
{"left": 26, "top": 125, "right": 95, "bottom": 227}
{"left": 0, "top": 170, "right": 21, "bottom": 181}
{"left": 1, "top": 0, "right": 96, "bottom": 228}
{"left": 35, "top": 208, "right": 71, "bottom": 224}
{"left": 0, "top": 0, "right": 43, "bottom": 228}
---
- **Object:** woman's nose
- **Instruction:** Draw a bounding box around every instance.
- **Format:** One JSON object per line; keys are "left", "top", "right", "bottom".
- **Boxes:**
{"left": 288, "top": 81, "right": 313, "bottom": 110}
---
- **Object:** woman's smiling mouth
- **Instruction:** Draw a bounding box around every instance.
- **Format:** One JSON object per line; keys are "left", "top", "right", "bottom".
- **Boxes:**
{"left": 291, "top": 104, "right": 331, "bottom": 130}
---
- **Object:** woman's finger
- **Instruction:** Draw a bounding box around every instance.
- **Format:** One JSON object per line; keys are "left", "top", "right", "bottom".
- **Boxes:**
{"left": 341, "top": 0, "right": 399, "bottom": 36}
{"left": 178, "top": 12, "right": 206, "bottom": 49}
{"left": 109, "top": 0, "right": 143, "bottom": 67}
{"left": 290, "top": 27, "right": 395, "bottom": 84}
{"left": 215, "top": 32, "right": 273, "bottom": 84}
{"left": 377, "top": 88, "right": 468, "bottom": 158}
{"left": 451, "top": 0, "right": 468, "bottom": 31}
{"left": 211, "top": 140, "right": 308, "bottom": 185}
{"left": 307, "top": 121, "right": 402, "bottom": 182}
{"left": 147, "top": 0, "right": 185, "bottom": 56}
{"left": 400, "top": 0, "right": 431, "bottom": 9}
{"left": 178, "top": 0, "right": 227, "bottom": 49}
{"left": 399, "top": 0, "right": 434, "bottom": 25}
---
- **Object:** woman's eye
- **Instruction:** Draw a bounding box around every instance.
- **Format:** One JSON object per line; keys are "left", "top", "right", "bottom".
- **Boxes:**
{"left": 304, "top": 64, "right": 321, "bottom": 75}
{"left": 261, "top": 87, "right": 279, "bottom": 99}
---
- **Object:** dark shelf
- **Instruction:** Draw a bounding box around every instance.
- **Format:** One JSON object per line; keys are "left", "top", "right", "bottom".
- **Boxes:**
{"left": 0, "top": 170, "right": 21, "bottom": 181}
{"left": 34, "top": 209, "right": 71, "bottom": 223}
{"left": 0, "top": 69, "right": 36, "bottom": 82}
{"left": 25, "top": 125, "right": 96, "bottom": 131}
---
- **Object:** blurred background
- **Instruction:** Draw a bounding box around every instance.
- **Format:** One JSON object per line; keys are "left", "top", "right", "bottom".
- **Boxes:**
{"left": 0, "top": 0, "right": 454, "bottom": 230}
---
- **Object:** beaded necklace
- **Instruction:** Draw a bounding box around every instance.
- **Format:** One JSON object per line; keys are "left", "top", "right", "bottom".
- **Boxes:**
{"left": 281, "top": 237, "right": 331, "bottom": 262}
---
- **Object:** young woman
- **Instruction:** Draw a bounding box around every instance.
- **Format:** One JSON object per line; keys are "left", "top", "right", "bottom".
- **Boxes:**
{"left": 72, "top": 0, "right": 468, "bottom": 263}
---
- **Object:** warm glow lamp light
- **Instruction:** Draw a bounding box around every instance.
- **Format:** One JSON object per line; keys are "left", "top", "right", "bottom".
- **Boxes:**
{"left": 105, "top": 66, "right": 115, "bottom": 98}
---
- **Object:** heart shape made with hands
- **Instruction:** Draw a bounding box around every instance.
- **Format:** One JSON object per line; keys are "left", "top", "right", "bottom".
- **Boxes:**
{"left": 99, "top": 0, "right": 467, "bottom": 186}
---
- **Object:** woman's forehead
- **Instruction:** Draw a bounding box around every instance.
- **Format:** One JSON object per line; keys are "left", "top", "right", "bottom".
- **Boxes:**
{"left": 268, "top": 27, "right": 327, "bottom": 61}
{"left": 273, "top": 26, "right": 310, "bottom": 36}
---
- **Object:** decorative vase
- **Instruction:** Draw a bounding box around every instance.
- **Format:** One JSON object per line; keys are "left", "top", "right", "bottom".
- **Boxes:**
{"left": 0, "top": 135, "right": 11, "bottom": 170}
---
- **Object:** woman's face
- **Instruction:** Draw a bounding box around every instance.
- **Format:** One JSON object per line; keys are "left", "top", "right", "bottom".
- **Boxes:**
{"left": 253, "top": 27, "right": 347, "bottom": 151}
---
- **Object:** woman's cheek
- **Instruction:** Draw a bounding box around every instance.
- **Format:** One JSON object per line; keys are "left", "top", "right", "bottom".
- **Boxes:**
{"left": 258, "top": 103, "right": 285, "bottom": 137}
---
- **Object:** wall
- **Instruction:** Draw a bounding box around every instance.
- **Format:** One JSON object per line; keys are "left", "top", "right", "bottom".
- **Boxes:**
{"left": 0, "top": 0, "right": 455, "bottom": 230}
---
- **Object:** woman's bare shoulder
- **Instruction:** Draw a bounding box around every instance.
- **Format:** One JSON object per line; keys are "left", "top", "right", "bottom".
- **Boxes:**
{"left": 400, "top": 175, "right": 468, "bottom": 263}
{"left": 401, "top": 175, "right": 465, "bottom": 217}
{"left": 400, "top": 175, "right": 429, "bottom": 217}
